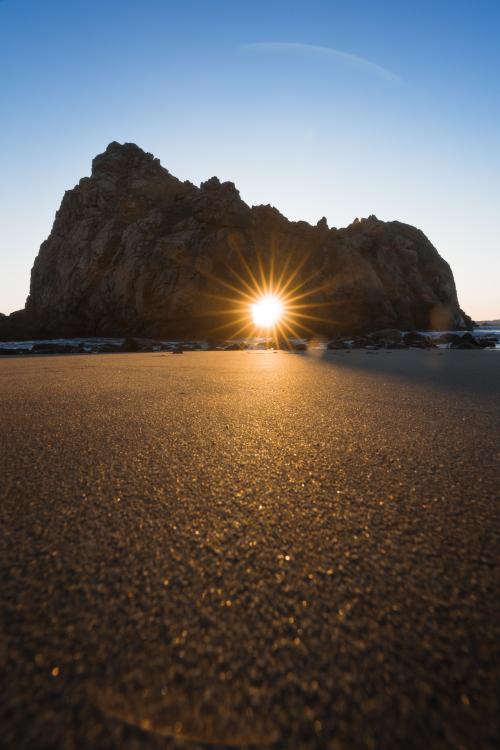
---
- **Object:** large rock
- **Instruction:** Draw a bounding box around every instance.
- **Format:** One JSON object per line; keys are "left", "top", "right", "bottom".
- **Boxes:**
{"left": 2, "top": 142, "right": 472, "bottom": 339}
{"left": 0, "top": 309, "right": 36, "bottom": 341}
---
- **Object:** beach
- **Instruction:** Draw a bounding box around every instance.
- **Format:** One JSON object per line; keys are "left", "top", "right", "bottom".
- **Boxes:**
{"left": 1, "top": 350, "right": 499, "bottom": 748}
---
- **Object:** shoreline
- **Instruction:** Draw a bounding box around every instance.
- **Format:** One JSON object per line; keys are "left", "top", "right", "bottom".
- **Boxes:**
{"left": 1, "top": 327, "right": 499, "bottom": 355}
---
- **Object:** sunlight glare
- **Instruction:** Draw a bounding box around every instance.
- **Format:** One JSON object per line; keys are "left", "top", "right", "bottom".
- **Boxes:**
{"left": 251, "top": 295, "right": 283, "bottom": 328}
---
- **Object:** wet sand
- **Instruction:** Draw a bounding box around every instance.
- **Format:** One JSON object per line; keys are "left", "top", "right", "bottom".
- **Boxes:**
{"left": 1, "top": 350, "right": 499, "bottom": 749}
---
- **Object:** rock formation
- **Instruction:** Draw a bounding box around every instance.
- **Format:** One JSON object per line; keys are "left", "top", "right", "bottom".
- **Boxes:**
{"left": 0, "top": 142, "right": 472, "bottom": 340}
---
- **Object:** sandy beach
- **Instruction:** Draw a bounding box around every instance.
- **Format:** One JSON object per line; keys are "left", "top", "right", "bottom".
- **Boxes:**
{"left": 1, "top": 350, "right": 499, "bottom": 748}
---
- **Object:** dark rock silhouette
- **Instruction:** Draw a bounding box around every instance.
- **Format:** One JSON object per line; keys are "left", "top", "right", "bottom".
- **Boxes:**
{"left": 0, "top": 142, "right": 472, "bottom": 340}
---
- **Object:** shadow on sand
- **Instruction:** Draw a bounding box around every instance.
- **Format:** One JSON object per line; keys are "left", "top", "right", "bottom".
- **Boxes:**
{"left": 293, "top": 347, "right": 500, "bottom": 404}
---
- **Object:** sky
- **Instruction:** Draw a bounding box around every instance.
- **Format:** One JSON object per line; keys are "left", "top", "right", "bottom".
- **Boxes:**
{"left": 1, "top": 0, "right": 499, "bottom": 319}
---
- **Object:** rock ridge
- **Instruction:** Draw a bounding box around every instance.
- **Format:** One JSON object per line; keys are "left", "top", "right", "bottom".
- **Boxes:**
{"left": 1, "top": 141, "right": 472, "bottom": 340}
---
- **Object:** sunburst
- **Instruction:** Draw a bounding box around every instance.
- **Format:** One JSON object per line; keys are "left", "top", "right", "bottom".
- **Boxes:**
{"left": 251, "top": 294, "right": 284, "bottom": 328}
{"left": 198, "top": 241, "right": 335, "bottom": 347}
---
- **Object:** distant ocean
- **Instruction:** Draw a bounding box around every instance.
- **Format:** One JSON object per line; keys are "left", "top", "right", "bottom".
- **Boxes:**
{"left": 1, "top": 329, "right": 499, "bottom": 351}
{"left": 0, "top": 337, "right": 125, "bottom": 352}
{"left": 423, "top": 327, "right": 500, "bottom": 350}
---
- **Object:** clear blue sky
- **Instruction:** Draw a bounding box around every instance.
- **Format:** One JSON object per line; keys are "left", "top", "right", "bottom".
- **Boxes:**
{"left": 1, "top": 0, "right": 499, "bottom": 319}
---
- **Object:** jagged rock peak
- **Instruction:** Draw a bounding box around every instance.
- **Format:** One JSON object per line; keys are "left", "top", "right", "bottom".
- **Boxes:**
{"left": 200, "top": 176, "right": 240, "bottom": 196}
{"left": 348, "top": 214, "right": 380, "bottom": 227}
{"left": 91, "top": 141, "right": 164, "bottom": 177}
{"left": 200, "top": 176, "right": 222, "bottom": 190}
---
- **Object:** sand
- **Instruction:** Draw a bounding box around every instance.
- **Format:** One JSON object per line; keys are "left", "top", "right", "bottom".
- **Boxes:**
{"left": 1, "top": 350, "right": 499, "bottom": 749}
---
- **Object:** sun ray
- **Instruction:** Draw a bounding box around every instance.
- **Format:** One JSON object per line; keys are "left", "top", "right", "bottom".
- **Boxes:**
{"left": 269, "top": 248, "right": 275, "bottom": 293}
{"left": 208, "top": 313, "right": 257, "bottom": 336}
{"left": 234, "top": 247, "right": 263, "bottom": 296}
{"left": 194, "top": 239, "right": 334, "bottom": 344}
{"left": 275, "top": 253, "right": 292, "bottom": 291}
{"left": 206, "top": 267, "right": 259, "bottom": 301}
{"left": 278, "top": 267, "right": 330, "bottom": 301}
{"left": 256, "top": 252, "right": 269, "bottom": 297}
{"left": 277, "top": 253, "right": 311, "bottom": 297}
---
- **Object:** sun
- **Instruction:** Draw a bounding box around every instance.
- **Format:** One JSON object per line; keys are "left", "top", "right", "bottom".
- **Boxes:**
{"left": 198, "top": 239, "right": 334, "bottom": 345}
{"left": 251, "top": 295, "right": 283, "bottom": 328}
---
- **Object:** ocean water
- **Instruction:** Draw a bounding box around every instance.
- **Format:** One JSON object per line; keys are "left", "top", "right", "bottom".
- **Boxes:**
{"left": 0, "top": 329, "right": 499, "bottom": 351}
{"left": 421, "top": 328, "right": 500, "bottom": 350}
{"left": 0, "top": 337, "right": 124, "bottom": 351}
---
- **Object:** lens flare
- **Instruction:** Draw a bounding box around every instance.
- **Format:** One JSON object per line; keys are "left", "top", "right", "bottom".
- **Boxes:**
{"left": 197, "top": 237, "right": 335, "bottom": 347}
{"left": 251, "top": 295, "right": 283, "bottom": 328}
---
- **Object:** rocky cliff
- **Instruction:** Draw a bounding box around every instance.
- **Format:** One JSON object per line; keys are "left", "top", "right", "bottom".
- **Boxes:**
{"left": 1, "top": 142, "right": 471, "bottom": 340}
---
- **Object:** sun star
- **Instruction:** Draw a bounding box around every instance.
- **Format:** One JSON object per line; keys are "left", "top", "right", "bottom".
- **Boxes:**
{"left": 251, "top": 295, "right": 283, "bottom": 328}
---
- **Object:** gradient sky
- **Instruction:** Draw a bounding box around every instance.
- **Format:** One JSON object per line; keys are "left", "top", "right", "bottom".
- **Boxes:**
{"left": 1, "top": 0, "right": 499, "bottom": 319}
